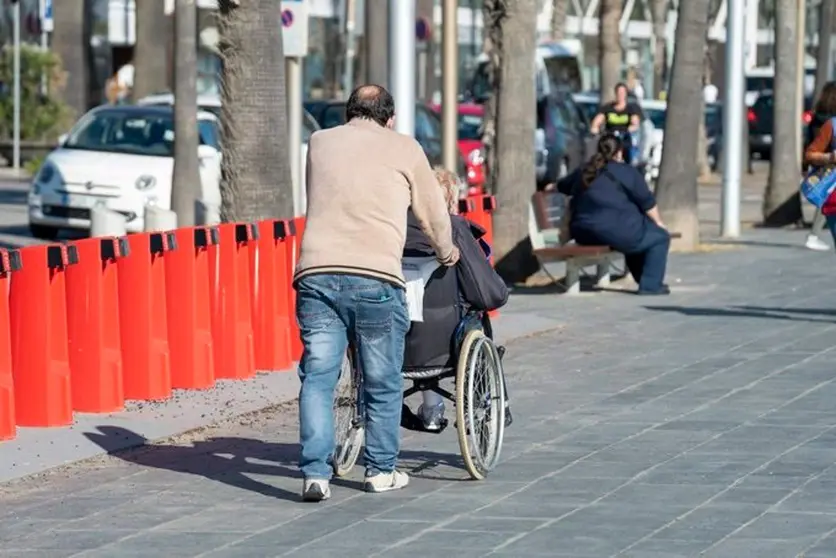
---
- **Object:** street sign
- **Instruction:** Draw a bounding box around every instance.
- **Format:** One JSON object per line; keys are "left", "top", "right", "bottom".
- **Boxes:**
{"left": 42, "top": 0, "right": 53, "bottom": 33}
{"left": 281, "top": 0, "right": 309, "bottom": 58}
{"left": 415, "top": 16, "right": 431, "bottom": 42}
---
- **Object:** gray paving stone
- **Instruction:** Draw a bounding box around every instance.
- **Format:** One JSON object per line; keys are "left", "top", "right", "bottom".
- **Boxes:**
{"left": 3, "top": 229, "right": 836, "bottom": 556}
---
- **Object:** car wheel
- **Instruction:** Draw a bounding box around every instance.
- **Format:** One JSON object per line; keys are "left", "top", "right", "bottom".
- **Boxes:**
{"left": 29, "top": 224, "right": 60, "bottom": 240}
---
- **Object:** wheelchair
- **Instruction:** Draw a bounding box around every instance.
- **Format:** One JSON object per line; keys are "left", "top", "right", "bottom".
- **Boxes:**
{"left": 331, "top": 310, "right": 507, "bottom": 481}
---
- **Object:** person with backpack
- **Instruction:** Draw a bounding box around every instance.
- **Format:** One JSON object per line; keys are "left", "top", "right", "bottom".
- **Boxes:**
{"left": 803, "top": 83, "right": 836, "bottom": 251}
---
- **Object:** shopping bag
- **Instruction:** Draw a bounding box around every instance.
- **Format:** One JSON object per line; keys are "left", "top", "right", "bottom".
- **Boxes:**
{"left": 801, "top": 165, "right": 836, "bottom": 208}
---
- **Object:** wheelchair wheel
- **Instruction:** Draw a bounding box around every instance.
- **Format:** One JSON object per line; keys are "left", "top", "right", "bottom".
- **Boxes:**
{"left": 333, "top": 349, "right": 364, "bottom": 477}
{"left": 455, "top": 329, "right": 506, "bottom": 480}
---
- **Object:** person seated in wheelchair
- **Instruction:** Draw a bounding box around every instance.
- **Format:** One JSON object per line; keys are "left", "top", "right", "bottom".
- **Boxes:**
{"left": 401, "top": 167, "right": 511, "bottom": 432}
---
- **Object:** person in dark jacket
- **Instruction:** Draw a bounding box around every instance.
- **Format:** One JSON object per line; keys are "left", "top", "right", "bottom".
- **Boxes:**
{"left": 402, "top": 168, "right": 510, "bottom": 431}
{"left": 802, "top": 83, "right": 836, "bottom": 251}
{"left": 557, "top": 132, "right": 671, "bottom": 295}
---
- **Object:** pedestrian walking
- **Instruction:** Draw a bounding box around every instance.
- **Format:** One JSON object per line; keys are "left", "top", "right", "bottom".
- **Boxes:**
{"left": 803, "top": 83, "right": 836, "bottom": 251}
{"left": 293, "top": 84, "right": 459, "bottom": 502}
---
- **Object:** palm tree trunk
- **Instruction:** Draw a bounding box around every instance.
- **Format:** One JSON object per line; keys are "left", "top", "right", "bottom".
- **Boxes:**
{"left": 763, "top": 0, "right": 803, "bottom": 226}
{"left": 650, "top": 0, "right": 667, "bottom": 98}
{"left": 551, "top": 0, "right": 568, "bottom": 41}
{"left": 654, "top": 0, "right": 712, "bottom": 251}
{"left": 217, "top": 0, "right": 294, "bottom": 221}
{"left": 134, "top": 0, "right": 171, "bottom": 101}
{"left": 598, "top": 0, "right": 622, "bottom": 100}
{"left": 483, "top": 0, "right": 539, "bottom": 283}
{"left": 171, "top": 0, "right": 200, "bottom": 226}
{"left": 52, "top": 0, "right": 89, "bottom": 117}
{"left": 815, "top": 0, "right": 834, "bottom": 101}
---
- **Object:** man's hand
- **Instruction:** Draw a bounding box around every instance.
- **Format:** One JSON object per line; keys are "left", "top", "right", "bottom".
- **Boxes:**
{"left": 438, "top": 246, "right": 460, "bottom": 267}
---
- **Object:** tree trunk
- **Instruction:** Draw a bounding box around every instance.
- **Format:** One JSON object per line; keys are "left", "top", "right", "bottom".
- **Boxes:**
{"left": 599, "top": 0, "right": 622, "bottom": 100}
{"left": 483, "top": 0, "right": 539, "bottom": 283}
{"left": 815, "top": 0, "right": 834, "bottom": 101}
{"left": 551, "top": 0, "right": 568, "bottom": 41}
{"left": 365, "top": 0, "right": 389, "bottom": 86}
{"left": 763, "top": 0, "right": 803, "bottom": 226}
{"left": 651, "top": 0, "right": 667, "bottom": 98}
{"left": 217, "top": 0, "right": 293, "bottom": 221}
{"left": 134, "top": 0, "right": 171, "bottom": 101}
{"left": 654, "top": 0, "right": 711, "bottom": 251}
{"left": 52, "top": 0, "right": 89, "bottom": 117}
{"left": 171, "top": 0, "right": 200, "bottom": 226}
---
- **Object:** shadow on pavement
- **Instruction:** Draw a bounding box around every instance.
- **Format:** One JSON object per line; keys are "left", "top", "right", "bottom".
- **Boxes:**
{"left": 643, "top": 305, "right": 836, "bottom": 323}
{"left": 84, "top": 425, "right": 468, "bottom": 501}
{"left": 705, "top": 238, "right": 809, "bottom": 250}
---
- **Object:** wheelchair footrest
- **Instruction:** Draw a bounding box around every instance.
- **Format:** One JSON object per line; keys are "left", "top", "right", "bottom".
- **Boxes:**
{"left": 401, "top": 404, "right": 449, "bottom": 434}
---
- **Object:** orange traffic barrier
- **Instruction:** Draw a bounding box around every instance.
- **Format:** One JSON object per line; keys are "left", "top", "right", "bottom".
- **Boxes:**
{"left": 66, "top": 237, "right": 129, "bottom": 413}
{"left": 209, "top": 223, "right": 256, "bottom": 380}
{"left": 0, "top": 249, "right": 21, "bottom": 440}
{"left": 462, "top": 195, "right": 499, "bottom": 319}
{"left": 251, "top": 219, "right": 296, "bottom": 371}
{"left": 118, "top": 232, "right": 176, "bottom": 401}
{"left": 290, "top": 217, "right": 305, "bottom": 362}
{"left": 165, "top": 227, "right": 217, "bottom": 390}
{"left": 10, "top": 244, "right": 78, "bottom": 427}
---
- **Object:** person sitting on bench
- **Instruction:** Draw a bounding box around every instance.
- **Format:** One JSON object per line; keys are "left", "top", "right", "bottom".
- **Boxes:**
{"left": 402, "top": 168, "right": 511, "bottom": 431}
{"left": 556, "top": 132, "right": 671, "bottom": 296}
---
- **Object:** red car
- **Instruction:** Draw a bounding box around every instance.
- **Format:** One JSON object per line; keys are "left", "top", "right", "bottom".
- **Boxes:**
{"left": 430, "top": 103, "right": 486, "bottom": 194}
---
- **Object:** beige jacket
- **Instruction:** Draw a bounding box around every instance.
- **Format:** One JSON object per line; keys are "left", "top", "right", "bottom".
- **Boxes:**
{"left": 294, "top": 118, "right": 456, "bottom": 288}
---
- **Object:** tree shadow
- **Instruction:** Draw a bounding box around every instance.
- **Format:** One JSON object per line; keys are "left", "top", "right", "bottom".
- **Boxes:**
{"left": 84, "top": 426, "right": 471, "bottom": 501}
{"left": 704, "top": 238, "right": 811, "bottom": 250}
{"left": 643, "top": 305, "right": 836, "bottom": 324}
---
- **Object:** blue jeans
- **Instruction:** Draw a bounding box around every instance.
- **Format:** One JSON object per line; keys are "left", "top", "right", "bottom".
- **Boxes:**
{"left": 296, "top": 274, "right": 410, "bottom": 480}
{"left": 623, "top": 222, "right": 670, "bottom": 292}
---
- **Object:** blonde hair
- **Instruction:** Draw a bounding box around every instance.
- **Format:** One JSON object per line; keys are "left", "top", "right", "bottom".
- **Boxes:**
{"left": 433, "top": 167, "right": 460, "bottom": 215}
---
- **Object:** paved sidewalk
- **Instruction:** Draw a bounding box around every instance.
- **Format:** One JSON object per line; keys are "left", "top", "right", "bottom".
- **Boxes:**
{"left": 3, "top": 228, "right": 836, "bottom": 557}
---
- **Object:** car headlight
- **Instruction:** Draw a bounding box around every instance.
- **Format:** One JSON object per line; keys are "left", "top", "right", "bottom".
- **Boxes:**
{"left": 35, "top": 162, "right": 56, "bottom": 184}
{"left": 135, "top": 175, "right": 157, "bottom": 191}
{"left": 467, "top": 149, "right": 485, "bottom": 166}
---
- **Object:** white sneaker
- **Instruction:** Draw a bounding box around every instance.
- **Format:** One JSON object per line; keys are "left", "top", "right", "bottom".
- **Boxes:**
{"left": 364, "top": 469, "right": 409, "bottom": 493}
{"left": 301, "top": 479, "right": 331, "bottom": 502}
{"left": 417, "top": 402, "right": 446, "bottom": 431}
{"left": 805, "top": 235, "right": 830, "bottom": 251}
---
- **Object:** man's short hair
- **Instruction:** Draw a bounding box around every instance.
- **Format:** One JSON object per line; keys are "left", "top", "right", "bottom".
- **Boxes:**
{"left": 345, "top": 84, "right": 395, "bottom": 127}
{"left": 614, "top": 82, "right": 628, "bottom": 93}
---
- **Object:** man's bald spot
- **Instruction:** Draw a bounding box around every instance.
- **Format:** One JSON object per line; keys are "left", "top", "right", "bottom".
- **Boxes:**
{"left": 355, "top": 84, "right": 385, "bottom": 102}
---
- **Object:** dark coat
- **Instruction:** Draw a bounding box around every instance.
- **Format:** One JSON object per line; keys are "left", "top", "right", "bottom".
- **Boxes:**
{"left": 402, "top": 211, "right": 508, "bottom": 370}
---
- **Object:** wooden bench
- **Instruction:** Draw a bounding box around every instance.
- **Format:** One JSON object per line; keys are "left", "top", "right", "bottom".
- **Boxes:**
{"left": 529, "top": 191, "right": 679, "bottom": 295}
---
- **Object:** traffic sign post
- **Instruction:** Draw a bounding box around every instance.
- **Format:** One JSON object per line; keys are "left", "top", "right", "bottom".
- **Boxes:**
{"left": 281, "top": 0, "right": 309, "bottom": 216}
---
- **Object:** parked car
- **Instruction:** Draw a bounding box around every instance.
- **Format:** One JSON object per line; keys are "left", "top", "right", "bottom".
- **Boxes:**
{"left": 748, "top": 90, "right": 812, "bottom": 160}
{"left": 537, "top": 89, "right": 590, "bottom": 188}
{"left": 428, "top": 103, "right": 486, "bottom": 193}
{"left": 28, "top": 105, "right": 221, "bottom": 239}
{"left": 304, "top": 100, "right": 469, "bottom": 180}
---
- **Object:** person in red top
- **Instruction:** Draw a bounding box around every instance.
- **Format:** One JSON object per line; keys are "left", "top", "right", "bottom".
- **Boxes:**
{"left": 805, "top": 82, "right": 836, "bottom": 246}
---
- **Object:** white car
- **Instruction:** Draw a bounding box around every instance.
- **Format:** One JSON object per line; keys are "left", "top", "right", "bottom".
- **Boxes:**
{"left": 28, "top": 105, "right": 221, "bottom": 238}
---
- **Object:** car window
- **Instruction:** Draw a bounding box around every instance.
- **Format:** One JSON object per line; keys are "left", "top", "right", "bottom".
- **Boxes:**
{"left": 560, "top": 97, "right": 581, "bottom": 130}
{"left": 65, "top": 110, "right": 214, "bottom": 157}
{"left": 645, "top": 108, "right": 665, "bottom": 130}
{"left": 458, "top": 113, "right": 483, "bottom": 140}
{"left": 415, "top": 107, "right": 439, "bottom": 140}
{"left": 321, "top": 106, "right": 346, "bottom": 129}
{"left": 198, "top": 119, "right": 220, "bottom": 150}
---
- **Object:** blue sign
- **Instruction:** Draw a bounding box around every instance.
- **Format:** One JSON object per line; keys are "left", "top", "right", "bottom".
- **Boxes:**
{"left": 415, "top": 17, "right": 431, "bottom": 42}
{"left": 43, "top": 0, "right": 54, "bottom": 33}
